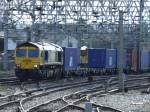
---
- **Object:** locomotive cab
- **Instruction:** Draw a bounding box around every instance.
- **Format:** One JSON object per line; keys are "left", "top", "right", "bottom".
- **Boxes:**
{"left": 15, "top": 43, "right": 40, "bottom": 69}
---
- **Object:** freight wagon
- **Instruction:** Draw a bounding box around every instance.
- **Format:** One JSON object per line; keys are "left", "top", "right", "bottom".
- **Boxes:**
{"left": 79, "top": 48, "right": 150, "bottom": 76}
{"left": 80, "top": 48, "right": 118, "bottom": 76}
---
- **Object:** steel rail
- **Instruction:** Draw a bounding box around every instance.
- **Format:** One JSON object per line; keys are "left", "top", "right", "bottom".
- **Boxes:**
{"left": 20, "top": 80, "right": 106, "bottom": 112}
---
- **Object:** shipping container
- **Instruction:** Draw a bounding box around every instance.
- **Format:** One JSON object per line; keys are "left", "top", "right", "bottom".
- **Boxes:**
{"left": 88, "top": 48, "right": 106, "bottom": 68}
{"left": 131, "top": 49, "right": 138, "bottom": 72}
{"left": 140, "top": 50, "right": 149, "bottom": 70}
{"left": 149, "top": 51, "right": 150, "bottom": 69}
{"left": 106, "top": 49, "right": 117, "bottom": 68}
{"left": 63, "top": 47, "right": 79, "bottom": 70}
{"left": 125, "top": 48, "right": 138, "bottom": 72}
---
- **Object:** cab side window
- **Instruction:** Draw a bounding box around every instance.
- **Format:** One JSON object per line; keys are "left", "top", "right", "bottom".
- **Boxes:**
{"left": 44, "top": 51, "right": 48, "bottom": 61}
{"left": 41, "top": 51, "right": 48, "bottom": 62}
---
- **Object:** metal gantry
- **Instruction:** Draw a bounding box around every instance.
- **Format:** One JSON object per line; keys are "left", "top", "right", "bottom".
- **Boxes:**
{"left": 1, "top": 0, "right": 150, "bottom": 68}
{"left": 0, "top": 0, "right": 150, "bottom": 40}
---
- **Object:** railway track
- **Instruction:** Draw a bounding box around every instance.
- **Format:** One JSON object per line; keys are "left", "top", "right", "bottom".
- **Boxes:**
{"left": 0, "top": 75, "right": 19, "bottom": 85}
{"left": 23, "top": 78, "right": 149, "bottom": 112}
{"left": 26, "top": 87, "right": 121, "bottom": 112}
{"left": 0, "top": 74, "right": 114, "bottom": 85}
{"left": 27, "top": 85, "right": 105, "bottom": 111}
{"left": 26, "top": 88, "right": 126, "bottom": 112}
{"left": 20, "top": 81, "right": 105, "bottom": 111}
{"left": 21, "top": 77, "right": 150, "bottom": 112}
{"left": 0, "top": 76, "right": 113, "bottom": 103}
{"left": 0, "top": 74, "right": 149, "bottom": 112}
{"left": 0, "top": 72, "right": 149, "bottom": 85}
{"left": 0, "top": 76, "right": 111, "bottom": 112}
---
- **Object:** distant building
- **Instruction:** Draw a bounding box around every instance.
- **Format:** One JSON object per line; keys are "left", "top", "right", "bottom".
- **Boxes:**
{"left": 8, "top": 39, "right": 16, "bottom": 50}
{"left": 60, "top": 36, "right": 78, "bottom": 47}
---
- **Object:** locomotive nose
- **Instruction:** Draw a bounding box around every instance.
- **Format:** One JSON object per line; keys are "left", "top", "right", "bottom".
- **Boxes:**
{"left": 20, "top": 58, "right": 32, "bottom": 69}
{"left": 23, "top": 59, "right": 32, "bottom": 64}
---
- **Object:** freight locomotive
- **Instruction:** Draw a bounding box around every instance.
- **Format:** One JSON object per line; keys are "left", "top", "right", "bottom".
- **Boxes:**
{"left": 15, "top": 42, "right": 63, "bottom": 81}
{"left": 15, "top": 41, "right": 150, "bottom": 81}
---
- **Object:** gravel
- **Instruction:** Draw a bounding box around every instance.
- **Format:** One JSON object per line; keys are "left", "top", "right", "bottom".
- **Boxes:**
{"left": 91, "top": 90, "right": 150, "bottom": 112}
{"left": 29, "top": 99, "right": 68, "bottom": 112}
{"left": 57, "top": 105, "right": 84, "bottom": 112}
{"left": 0, "top": 105, "right": 19, "bottom": 112}
{"left": 0, "top": 102, "right": 19, "bottom": 112}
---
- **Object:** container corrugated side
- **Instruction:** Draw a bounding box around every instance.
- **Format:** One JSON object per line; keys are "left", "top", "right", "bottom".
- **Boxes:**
{"left": 131, "top": 49, "right": 138, "bottom": 72}
{"left": 140, "top": 50, "right": 149, "bottom": 70}
{"left": 87, "top": 48, "right": 106, "bottom": 68}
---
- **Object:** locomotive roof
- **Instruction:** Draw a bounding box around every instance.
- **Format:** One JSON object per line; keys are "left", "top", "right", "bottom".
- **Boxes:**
{"left": 17, "top": 42, "right": 63, "bottom": 51}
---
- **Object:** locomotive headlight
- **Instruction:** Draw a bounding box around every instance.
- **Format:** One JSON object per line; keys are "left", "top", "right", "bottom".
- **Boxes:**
{"left": 34, "top": 65, "right": 38, "bottom": 68}
{"left": 16, "top": 64, "right": 20, "bottom": 68}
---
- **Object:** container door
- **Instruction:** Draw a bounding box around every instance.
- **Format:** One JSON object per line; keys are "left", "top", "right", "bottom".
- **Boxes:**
{"left": 63, "top": 47, "right": 79, "bottom": 70}
{"left": 106, "top": 49, "right": 117, "bottom": 68}
{"left": 131, "top": 49, "right": 138, "bottom": 72}
{"left": 140, "top": 50, "right": 149, "bottom": 71}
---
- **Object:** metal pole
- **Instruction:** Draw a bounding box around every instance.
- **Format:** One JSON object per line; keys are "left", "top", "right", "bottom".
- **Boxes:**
{"left": 3, "top": 9, "right": 9, "bottom": 70}
{"left": 31, "top": 0, "right": 36, "bottom": 42}
{"left": 138, "top": 0, "right": 144, "bottom": 71}
{"left": 118, "top": 10, "right": 124, "bottom": 93}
